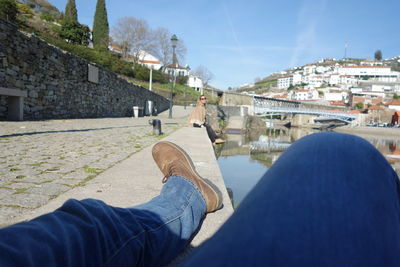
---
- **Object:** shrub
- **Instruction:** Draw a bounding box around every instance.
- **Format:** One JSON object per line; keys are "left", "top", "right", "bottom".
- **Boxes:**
{"left": 16, "top": 3, "right": 33, "bottom": 19}
{"left": 0, "top": 0, "right": 18, "bottom": 22}
{"left": 59, "top": 20, "right": 90, "bottom": 46}
{"left": 355, "top": 102, "right": 364, "bottom": 110}
{"left": 40, "top": 13, "right": 54, "bottom": 22}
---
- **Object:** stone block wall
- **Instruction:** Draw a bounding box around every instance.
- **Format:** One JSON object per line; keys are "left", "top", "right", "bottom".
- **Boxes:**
{"left": 0, "top": 18, "right": 169, "bottom": 120}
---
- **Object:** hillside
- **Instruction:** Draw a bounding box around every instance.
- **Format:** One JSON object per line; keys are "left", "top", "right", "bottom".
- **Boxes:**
{"left": 6, "top": 1, "right": 201, "bottom": 105}
{"left": 18, "top": 0, "right": 61, "bottom": 17}
{"left": 236, "top": 57, "right": 400, "bottom": 94}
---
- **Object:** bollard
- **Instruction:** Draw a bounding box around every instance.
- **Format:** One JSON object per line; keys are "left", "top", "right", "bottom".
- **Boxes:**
{"left": 148, "top": 119, "right": 163, "bottom": 135}
{"left": 133, "top": 106, "right": 139, "bottom": 118}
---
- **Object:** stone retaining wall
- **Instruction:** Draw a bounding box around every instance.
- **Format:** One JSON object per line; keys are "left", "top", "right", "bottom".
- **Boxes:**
{"left": 0, "top": 18, "right": 169, "bottom": 120}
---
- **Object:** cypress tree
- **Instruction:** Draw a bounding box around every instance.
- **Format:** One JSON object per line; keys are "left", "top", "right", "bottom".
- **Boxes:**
{"left": 64, "top": 0, "right": 78, "bottom": 23}
{"left": 92, "top": 0, "right": 109, "bottom": 48}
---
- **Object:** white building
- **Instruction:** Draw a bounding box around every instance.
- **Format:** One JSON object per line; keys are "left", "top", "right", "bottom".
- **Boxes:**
{"left": 307, "top": 75, "right": 325, "bottom": 89}
{"left": 338, "top": 66, "right": 399, "bottom": 82}
{"left": 387, "top": 100, "right": 400, "bottom": 111}
{"left": 315, "top": 66, "right": 331, "bottom": 74}
{"left": 324, "top": 91, "right": 348, "bottom": 102}
{"left": 187, "top": 75, "right": 203, "bottom": 93}
{"left": 277, "top": 76, "right": 293, "bottom": 89}
{"left": 292, "top": 73, "right": 303, "bottom": 85}
{"left": 137, "top": 50, "right": 162, "bottom": 70}
{"left": 292, "top": 89, "right": 319, "bottom": 101}
{"left": 163, "top": 63, "right": 190, "bottom": 77}
{"left": 303, "top": 65, "right": 316, "bottom": 75}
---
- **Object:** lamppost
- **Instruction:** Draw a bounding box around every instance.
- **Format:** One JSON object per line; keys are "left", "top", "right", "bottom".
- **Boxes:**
{"left": 169, "top": 34, "right": 178, "bottom": 119}
{"left": 184, "top": 66, "right": 190, "bottom": 110}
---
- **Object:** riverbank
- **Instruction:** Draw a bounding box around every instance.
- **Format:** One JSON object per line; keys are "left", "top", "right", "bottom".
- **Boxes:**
{"left": 334, "top": 125, "right": 400, "bottom": 140}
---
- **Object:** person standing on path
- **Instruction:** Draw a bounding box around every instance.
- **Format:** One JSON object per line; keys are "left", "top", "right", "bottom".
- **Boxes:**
{"left": 188, "top": 95, "right": 225, "bottom": 144}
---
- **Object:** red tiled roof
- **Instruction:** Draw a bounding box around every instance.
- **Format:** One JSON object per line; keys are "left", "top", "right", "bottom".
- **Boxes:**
{"left": 368, "top": 105, "right": 384, "bottom": 110}
{"left": 342, "top": 65, "right": 390, "bottom": 68}
{"left": 387, "top": 100, "right": 400, "bottom": 106}
{"left": 165, "top": 64, "right": 187, "bottom": 70}
{"left": 139, "top": 59, "right": 160, "bottom": 64}
{"left": 330, "top": 101, "right": 346, "bottom": 106}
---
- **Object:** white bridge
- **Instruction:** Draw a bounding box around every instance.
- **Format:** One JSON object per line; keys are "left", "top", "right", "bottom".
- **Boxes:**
{"left": 253, "top": 96, "right": 357, "bottom": 123}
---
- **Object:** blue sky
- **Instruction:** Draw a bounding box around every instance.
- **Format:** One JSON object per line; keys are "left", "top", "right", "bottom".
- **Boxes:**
{"left": 49, "top": 0, "right": 400, "bottom": 90}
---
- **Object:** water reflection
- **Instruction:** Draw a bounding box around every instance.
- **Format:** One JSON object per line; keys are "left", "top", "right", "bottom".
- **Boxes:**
{"left": 216, "top": 127, "right": 400, "bottom": 209}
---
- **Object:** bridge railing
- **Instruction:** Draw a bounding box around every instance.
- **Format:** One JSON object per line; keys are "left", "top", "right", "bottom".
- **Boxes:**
{"left": 254, "top": 106, "right": 357, "bottom": 121}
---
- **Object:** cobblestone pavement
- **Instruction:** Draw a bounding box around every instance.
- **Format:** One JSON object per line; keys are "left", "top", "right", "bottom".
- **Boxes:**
{"left": 0, "top": 115, "right": 187, "bottom": 226}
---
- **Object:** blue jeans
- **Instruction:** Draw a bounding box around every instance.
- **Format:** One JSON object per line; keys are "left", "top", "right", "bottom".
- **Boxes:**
{"left": 184, "top": 132, "right": 400, "bottom": 266}
{"left": 0, "top": 177, "right": 206, "bottom": 267}
{"left": 1, "top": 132, "right": 400, "bottom": 266}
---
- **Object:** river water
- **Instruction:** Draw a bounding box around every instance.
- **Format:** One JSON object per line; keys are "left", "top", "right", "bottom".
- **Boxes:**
{"left": 215, "top": 127, "right": 400, "bottom": 209}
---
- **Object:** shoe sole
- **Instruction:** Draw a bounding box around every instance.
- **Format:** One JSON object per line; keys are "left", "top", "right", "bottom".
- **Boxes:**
{"left": 155, "top": 141, "right": 223, "bottom": 211}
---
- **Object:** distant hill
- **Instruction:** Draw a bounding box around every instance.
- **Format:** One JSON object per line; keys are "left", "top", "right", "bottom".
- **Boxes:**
{"left": 236, "top": 56, "right": 400, "bottom": 94}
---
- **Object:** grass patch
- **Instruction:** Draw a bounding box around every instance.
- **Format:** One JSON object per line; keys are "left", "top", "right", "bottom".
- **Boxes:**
{"left": 83, "top": 165, "right": 100, "bottom": 174}
{"left": 29, "top": 161, "right": 48, "bottom": 167}
{"left": 134, "top": 144, "right": 142, "bottom": 149}
{"left": 33, "top": 180, "right": 53, "bottom": 185}
{"left": 14, "top": 188, "right": 28, "bottom": 194}
{"left": 152, "top": 133, "right": 168, "bottom": 139}
{"left": 0, "top": 186, "right": 12, "bottom": 190}
{"left": 45, "top": 167, "right": 60, "bottom": 172}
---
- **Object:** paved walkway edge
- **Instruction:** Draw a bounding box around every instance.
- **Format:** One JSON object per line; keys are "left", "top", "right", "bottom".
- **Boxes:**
{"left": 11, "top": 126, "right": 234, "bottom": 247}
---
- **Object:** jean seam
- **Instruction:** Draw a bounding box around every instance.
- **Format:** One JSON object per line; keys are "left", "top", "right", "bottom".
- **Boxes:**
{"left": 177, "top": 177, "right": 207, "bottom": 210}
{"left": 104, "top": 181, "right": 205, "bottom": 266}
{"left": 149, "top": 186, "right": 204, "bottom": 233}
{"left": 104, "top": 229, "right": 146, "bottom": 266}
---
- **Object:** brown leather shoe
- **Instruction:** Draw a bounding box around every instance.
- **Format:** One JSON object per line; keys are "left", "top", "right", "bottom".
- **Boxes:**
{"left": 152, "top": 141, "right": 223, "bottom": 213}
{"left": 214, "top": 138, "right": 225, "bottom": 144}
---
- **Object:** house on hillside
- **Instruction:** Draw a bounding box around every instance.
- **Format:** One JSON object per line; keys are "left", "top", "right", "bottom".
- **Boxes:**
{"left": 187, "top": 75, "right": 203, "bottom": 93}
{"left": 350, "top": 94, "right": 384, "bottom": 108}
{"left": 338, "top": 65, "right": 400, "bottom": 82}
{"left": 162, "top": 63, "right": 190, "bottom": 77}
{"left": 291, "top": 89, "right": 319, "bottom": 101}
{"left": 387, "top": 100, "right": 400, "bottom": 111}
{"left": 277, "top": 75, "right": 293, "bottom": 89}
{"left": 137, "top": 50, "right": 162, "bottom": 70}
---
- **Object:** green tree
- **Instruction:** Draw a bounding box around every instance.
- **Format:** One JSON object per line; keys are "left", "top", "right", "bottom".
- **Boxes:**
{"left": 16, "top": 3, "right": 33, "bottom": 20}
{"left": 393, "top": 93, "right": 400, "bottom": 100}
{"left": 92, "top": 0, "right": 109, "bottom": 48}
{"left": 0, "top": 0, "right": 18, "bottom": 22}
{"left": 59, "top": 20, "right": 90, "bottom": 46}
{"left": 374, "top": 50, "right": 382, "bottom": 61}
{"left": 355, "top": 102, "right": 364, "bottom": 110}
{"left": 64, "top": 0, "right": 78, "bottom": 23}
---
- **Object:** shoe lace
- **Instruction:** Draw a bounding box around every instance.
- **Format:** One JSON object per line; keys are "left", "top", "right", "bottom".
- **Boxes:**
{"left": 162, "top": 168, "right": 173, "bottom": 183}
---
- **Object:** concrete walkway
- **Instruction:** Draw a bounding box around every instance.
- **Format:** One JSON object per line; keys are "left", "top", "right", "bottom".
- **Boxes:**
{"left": 1, "top": 105, "right": 233, "bottom": 262}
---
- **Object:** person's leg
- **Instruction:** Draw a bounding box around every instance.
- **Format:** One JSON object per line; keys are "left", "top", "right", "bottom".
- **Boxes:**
{"left": 204, "top": 123, "right": 218, "bottom": 143}
{"left": 184, "top": 132, "right": 400, "bottom": 266}
{"left": 0, "top": 176, "right": 206, "bottom": 267}
{"left": 193, "top": 123, "right": 202, "bottom": 128}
